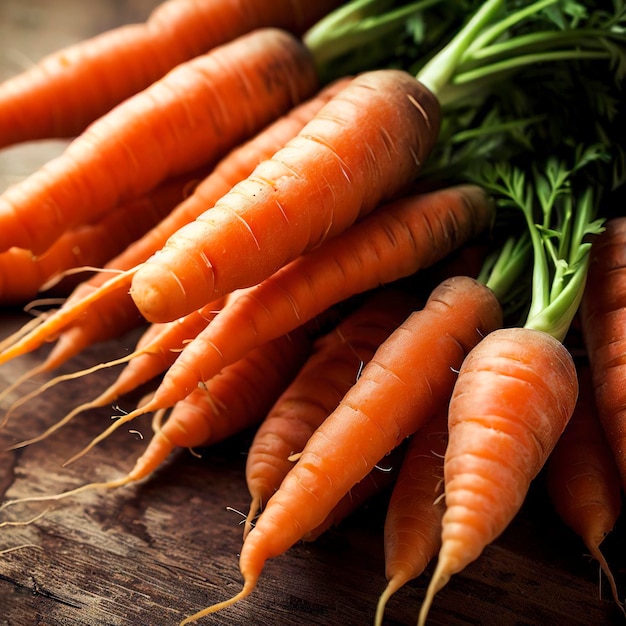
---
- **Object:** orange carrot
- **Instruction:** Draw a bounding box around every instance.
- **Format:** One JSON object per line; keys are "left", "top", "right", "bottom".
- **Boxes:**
{"left": 546, "top": 362, "right": 624, "bottom": 611}
{"left": 580, "top": 217, "right": 626, "bottom": 490}
{"left": 0, "top": 28, "right": 319, "bottom": 255}
{"left": 0, "top": 0, "right": 341, "bottom": 148}
{"left": 179, "top": 275, "right": 503, "bottom": 623}
{"left": 0, "top": 79, "right": 349, "bottom": 370}
{"left": 0, "top": 167, "right": 207, "bottom": 305}
{"left": 418, "top": 327, "right": 578, "bottom": 625}
{"left": 129, "top": 68, "right": 442, "bottom": 323}
{"left": 73, "top": 184, "right": 494, "bottom": 459}
{"left": 244, "top": 288, "right": 419, "bottom": 537}
{"left": 375, "top": 409, "right": 448, "bottom": 626}
{"left": 127, "top": 327, "right": 313, "bottom": 486}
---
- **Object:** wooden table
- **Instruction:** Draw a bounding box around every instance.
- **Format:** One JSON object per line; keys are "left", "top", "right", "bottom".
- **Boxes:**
{"left": 0, "top": 2, "right": 624, "bottom": 625}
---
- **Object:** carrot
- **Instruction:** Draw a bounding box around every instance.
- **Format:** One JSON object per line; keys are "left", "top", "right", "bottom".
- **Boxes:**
{"left": 416, "top": 150, "right": 605, "bottom": 625}
{"left": 244, "top": 288, "right": 419, "bottom": 537}
{"left": 0, "top": 0, "right": 342, "bottom": 148}
{"left": 70, "top": 183, "right": 494, "bottom": 462}
{"left": 0, "top": 79, "right": 349, "bottom": 371}
{"left": 580, "top": 217, "right": 626, "bottom": 490}
{"left": 0, "top": 27, "right": 319, "bottom": 256}
{"left": 545, "top": 362, "right": 624, "bottom": 612}
{"left": 129, "top": 67, "right": 441, "bottom": 322}
{"left": 374, "top": 408, "right": 448, "bottom": 626}
{"left": 417, "top": 327, "right": 578, "bottom": 625}
{"left": 0, "top": 167, "right": 208, "bottom": 305}
{"left": 178, "top": 275, "right": 503, "bottom": 623}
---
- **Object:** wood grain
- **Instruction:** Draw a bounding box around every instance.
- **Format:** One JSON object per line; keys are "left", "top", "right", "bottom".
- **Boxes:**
{"left": 0, "top": 2, "right": 624, "bottom": 625}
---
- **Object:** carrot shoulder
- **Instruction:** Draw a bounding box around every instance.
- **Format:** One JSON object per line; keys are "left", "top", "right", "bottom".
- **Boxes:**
{"left": 0, "top": 0, "right": 341, "bottom": 147}
{"left": 179, "top": 275, "right": 502, "bottom": 623}
{"left": 129, "top": 68, "right": 441, "bottom": 323}
{"left": 0, "top": 28, "right": 319, "bottom": 256}
{"left": 580, "top": 217, "right": 626, "bottom": 490}
{"left": 418, "top": 327, "right": 578, "bottom": 625}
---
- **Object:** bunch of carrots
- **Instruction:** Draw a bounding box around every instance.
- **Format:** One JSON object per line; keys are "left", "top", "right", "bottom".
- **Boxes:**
{"left": 0, "top": 0, "right": 625, "bottom": 623}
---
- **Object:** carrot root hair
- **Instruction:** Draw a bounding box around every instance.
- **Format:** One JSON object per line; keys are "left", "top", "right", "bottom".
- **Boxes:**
{"left": 62, "top": 404, "right": 152, "bottom": 467}
{"left": 589, "top": 542, "right": 625, "bottom": 614}
{"left": 0, "top": 475, "right": 135, "bottom": 513}
{"left": 2, "top": 349, "right": 140, "bottom": 433}
{"left": 243, "top": 496, "right": 262, "bottom": 540}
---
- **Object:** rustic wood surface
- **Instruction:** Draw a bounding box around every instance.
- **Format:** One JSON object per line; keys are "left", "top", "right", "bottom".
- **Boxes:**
{"left": 0, "top": 2, "right": 625, "bottom": 625}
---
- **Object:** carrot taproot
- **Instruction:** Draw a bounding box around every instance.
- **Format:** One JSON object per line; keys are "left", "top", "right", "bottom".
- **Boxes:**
{"left": 417, "top": 327, "right": 578, "bottom": 625}
{"left": 0, "top": 166, "right": 208, "bottom": 305}
{"left": 244, "top": 287, "right": 419, "bottom": 538}
{"left": 0, "top": 79, "right": 349, "bottom": 371}
{"left": 69, "top": 184, "right": 494, "bottom": 462}
{"left": 178, "top": 275, "right": 503, "bottom": 623}
{"left": 91, "top": 77, "right": 351, "bottom": 283}
{"left": 579, "top": 217, "right": 626, "bottom": 490}
{"left": 129, "top": 67, "right": 442, "bottom": 323}
{"left": 545, "top": 362, "right": 624, "bottom": 612}
{"left": 374, "top": 408, "right": 448, "bottom": 626}
{"left": 0, "top": 27, "right": 319, "bottom": 256}
{"left": 0, "top": 0, "right": 342, "bottom": 148}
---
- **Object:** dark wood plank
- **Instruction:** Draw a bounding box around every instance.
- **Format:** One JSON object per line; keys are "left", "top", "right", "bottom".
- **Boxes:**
{"left": 0, "top": 2, "right": 624, "bottom": 625}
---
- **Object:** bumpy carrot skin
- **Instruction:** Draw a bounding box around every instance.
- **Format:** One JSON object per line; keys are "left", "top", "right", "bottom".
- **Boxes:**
{"left": 375, "top": 409, "right": 448, "bottom": 626}
{"left": 127, "top": 327, "right": 314, "bottom": 484}
{"left": 0, "top": 0, "right": 342, "bottom": 148}
{"left": 580, "top": 217, "right": 626, "bottom": 490}
{"left": 181, "top": 276, "right": 503, "bottom": 623}
{"left": 130, "top": 68, "right": 442, "bottom": 323}
{"left": 0, "top": 28, "right": 319, "bottom": 256}
{"left": 244, "top": 288, "right": 418, "bottom": 537}
{"left": 418, "top": 327, "right": 578, "bottom": 625}
{"left": 143, "top": 184, "right": 493, "bottom": 412}
{"left": 545, "top": 363, "right": 624, "bottom": 612}
{"left": 302, "top": 447, "right": 404, "bottom": 543}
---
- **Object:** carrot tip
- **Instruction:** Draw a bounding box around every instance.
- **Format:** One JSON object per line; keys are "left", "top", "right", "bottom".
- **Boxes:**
{"left": 179, "top": 578, "right": 257, "bottom": 625}
{"left": 374, "top": 574, "right": 407, "bottom": 626}
{"left": 417, "top": 560, "right": 451, "bottom": 626}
